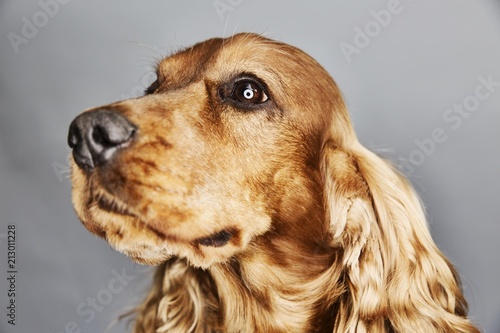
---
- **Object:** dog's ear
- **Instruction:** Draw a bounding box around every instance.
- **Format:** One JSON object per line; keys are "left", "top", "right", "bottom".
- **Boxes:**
{"left": 321, "top": 141, "right": 478, "bottom": 332}
{"left": 132, "top": 259, "right": 219, "bottom": 333}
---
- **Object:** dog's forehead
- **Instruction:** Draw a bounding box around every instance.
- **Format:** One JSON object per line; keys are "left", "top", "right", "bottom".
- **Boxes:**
{"left": 156, "top": 37, "right": 224, "bottom": 87}
{"left": 156, "top": 34, "right": 303, "bottom": 84}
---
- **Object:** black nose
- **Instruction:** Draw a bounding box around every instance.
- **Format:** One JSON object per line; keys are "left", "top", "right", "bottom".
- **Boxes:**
{"left": 67, "top": 109, "right": 137, "bottom": 170}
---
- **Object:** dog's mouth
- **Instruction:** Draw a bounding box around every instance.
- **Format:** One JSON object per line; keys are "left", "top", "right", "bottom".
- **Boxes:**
{"left": 95, "top": 192, "right": 136, "bottom": 217}
{"left": 88, "top": 185, "right": 237, "bottom": 249}
{"left": 195, "top": 229, "right": 235, "bottom": 248}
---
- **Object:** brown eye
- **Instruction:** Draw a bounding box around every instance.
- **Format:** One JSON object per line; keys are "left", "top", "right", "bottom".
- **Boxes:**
{"left": 144, "top": 80, "right": 159, "bottom": 95}
{"left": 232, "top": 80, "right": 269, "bottom": 104}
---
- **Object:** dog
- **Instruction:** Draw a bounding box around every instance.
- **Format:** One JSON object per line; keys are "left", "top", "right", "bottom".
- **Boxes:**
{"left": 67, "top": 33, "right": 479, "bottom": 332}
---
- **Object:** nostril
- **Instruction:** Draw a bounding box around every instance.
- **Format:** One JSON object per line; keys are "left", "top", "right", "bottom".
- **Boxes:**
{"left": 94, "top": 119, "right": 136, "bottom": 146}
{"left": 92, "top": 126, "right": 107, "bottom": 146}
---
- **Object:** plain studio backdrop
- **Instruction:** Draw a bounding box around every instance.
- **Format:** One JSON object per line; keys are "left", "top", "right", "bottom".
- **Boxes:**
{"left": 0, "top": 1, "right": 499, "bottom": 332}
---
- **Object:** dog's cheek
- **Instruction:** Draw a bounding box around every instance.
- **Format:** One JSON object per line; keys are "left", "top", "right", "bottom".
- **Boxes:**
{"left": 271, "top": 168, "right": 315, "bottom": 218}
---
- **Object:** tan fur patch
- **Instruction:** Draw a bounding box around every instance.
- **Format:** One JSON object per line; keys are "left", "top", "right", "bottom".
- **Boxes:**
{"left": 69, "top": 33, "right": 479, "bottom": 332}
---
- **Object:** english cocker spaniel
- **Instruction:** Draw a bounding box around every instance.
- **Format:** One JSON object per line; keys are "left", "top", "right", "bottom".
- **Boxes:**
{"left": 67, "top": 33, "right": 479, "bottom": 332}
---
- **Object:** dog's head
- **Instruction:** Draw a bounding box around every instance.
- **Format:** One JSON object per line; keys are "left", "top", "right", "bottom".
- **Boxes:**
{"left": 68, "top": 33, "right": 352, "bottom": 267}
{"left": 68, "top": 33, "right": 478, "bottom": 331}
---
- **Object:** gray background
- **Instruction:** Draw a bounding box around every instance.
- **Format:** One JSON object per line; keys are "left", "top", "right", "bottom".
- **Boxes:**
{"left": 1, "top": 1, "right": 499, "bottom": 332}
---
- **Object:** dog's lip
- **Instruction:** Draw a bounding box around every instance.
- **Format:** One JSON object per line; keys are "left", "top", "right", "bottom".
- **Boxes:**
{"left": 91, "top": 187, "right": 237, "bottom": 248}
{"left": 95, "top": 192, "right": 136, "bottom": 217}
{"left": 195, "top": 229, "right": 235, "bottom": 248}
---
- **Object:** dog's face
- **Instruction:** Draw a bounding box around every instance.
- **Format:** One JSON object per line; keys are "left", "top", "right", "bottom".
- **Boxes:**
{"left": 68, "top": 33, "right": 351, "bottom": 268}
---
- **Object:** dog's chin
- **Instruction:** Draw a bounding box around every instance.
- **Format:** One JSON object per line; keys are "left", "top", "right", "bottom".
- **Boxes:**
{"left": 112, "top": 229, "right": 245, "bottom": 269}
{"left": 76, "top": 197, "right": 246, "bottom": 268}
{"left": 78, "top": 208, "right": 173, "bottom": 263}
{"left": 116, "top": 244, "right": 173, "bottom": 266}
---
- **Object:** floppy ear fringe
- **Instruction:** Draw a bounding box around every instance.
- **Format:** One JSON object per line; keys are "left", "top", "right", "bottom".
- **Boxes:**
{"left": 131, "top": 258, "right": 220, "bottom": 333}
{"left": 323, "top": 141, "right": 480, "bottom": 333}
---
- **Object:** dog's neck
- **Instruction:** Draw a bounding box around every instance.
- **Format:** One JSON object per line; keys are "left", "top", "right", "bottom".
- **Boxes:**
{"left": 208, "top": 213, "right": 341, "bottom": 332}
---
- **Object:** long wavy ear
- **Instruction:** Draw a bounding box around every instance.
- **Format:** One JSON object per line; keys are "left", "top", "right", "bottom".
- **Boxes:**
{"left": 132, "top": 258, "right": 220, "bottom": 333}
{"left": 322, "top": 140, "right": 479, "bottom": 332}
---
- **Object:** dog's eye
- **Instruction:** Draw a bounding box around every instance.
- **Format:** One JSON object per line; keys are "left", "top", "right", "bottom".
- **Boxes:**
{"left": 232, "top": 80, "right": 268, "bottom": 104}
{"left": 144, "top": 80, "right": 160, "bottom": 95}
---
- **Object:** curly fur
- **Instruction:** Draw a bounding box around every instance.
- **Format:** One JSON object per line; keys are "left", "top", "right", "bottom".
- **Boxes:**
{"left": 69, "top": 33, "right": 479, "bottom": 332}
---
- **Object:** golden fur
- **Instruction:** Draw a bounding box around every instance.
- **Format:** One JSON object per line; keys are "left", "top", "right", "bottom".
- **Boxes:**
{"left": 69, "top": 33, "right": 479, "bottom": 332}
